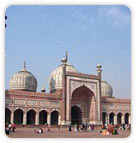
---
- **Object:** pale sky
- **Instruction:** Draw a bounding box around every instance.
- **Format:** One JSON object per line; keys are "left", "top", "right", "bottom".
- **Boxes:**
{"left": 5, "top": 5, "right": 131, "bottom": 99}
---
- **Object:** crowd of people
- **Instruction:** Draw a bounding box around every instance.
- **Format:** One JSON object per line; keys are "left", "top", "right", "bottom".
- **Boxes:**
{"left": 5, "top": 122, "right": 130, "bottom": 136}
{"left": 100, "top": 123, "right": 131, "bottom": 135}
{"left": 5, "top": 123, "right": 16, "bottom": 135}
{"left": 69, "top": 122, "right": 95, "bottom": 132}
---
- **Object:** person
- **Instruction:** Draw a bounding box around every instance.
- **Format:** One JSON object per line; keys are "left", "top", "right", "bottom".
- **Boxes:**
{"left": 8, "top": 123, "right": 12, "bottom": 132}
{"left": 12, "top": 123, "right": 16, "bottom": 132}
{"left": 80, "top": 123, "right": 83, "bottom": 132}
{"left": 5, "top": 127, "right": 10, "bottom": 135}
{"left": 122, "top": 123, "right": 125, "bottom": 130}
{"left": 91, "top": 123, "right": 95, "bottom": 131}
{"left": 38, "top": 128, "right": 43, "bottom": 134}
{"left": 74, "top": 124, "right": 77, "bottom": 131}
{"left": 47, "top": 124, "right": 50, "bottom": 132}
{"left": 58, "top": 124, "right": 61, "bottom": 132}
{"left": 112, "top": 127, "right": 118, "bottom": 135}
{"left": 69, "top": 123, "right": 72, "bottom": 132}
{"left": 77, "top": 124, "right": 80, "bottom": 131}
{"left": 85, "top": 122, "right": 88, "bottom": 132}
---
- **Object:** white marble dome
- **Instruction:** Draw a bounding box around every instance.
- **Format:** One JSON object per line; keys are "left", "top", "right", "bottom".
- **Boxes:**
{"left": 101, "top": 81, "right": 113, "bottom": 97}
{"left": 49, "top": 62, "right": 78, "bottom": 90}
{"left": 9, "top": 63, "right": 37, "bottom": 92}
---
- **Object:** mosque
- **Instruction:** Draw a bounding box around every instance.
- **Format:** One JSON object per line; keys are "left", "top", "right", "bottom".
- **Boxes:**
{"left": 5, "top": 52, "right": 131, "bottom": 126}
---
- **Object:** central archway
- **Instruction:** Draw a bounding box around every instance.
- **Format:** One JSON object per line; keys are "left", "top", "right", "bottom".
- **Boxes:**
{"left": 71, "top": 85, "right": 94, "bottom": 123}
{"left": 71, "top": 106, "right": 82, "bottom": 125}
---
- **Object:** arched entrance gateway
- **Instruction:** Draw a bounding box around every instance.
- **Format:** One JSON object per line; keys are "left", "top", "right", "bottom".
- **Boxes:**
{"left": 71, "top": 85, "right": 95, "bottom": 124}
{"left": 71, "top": 106, "right": 82, "bottom": 125}
{"left": 14, "top": 109, "right": 23, "bottom": 124}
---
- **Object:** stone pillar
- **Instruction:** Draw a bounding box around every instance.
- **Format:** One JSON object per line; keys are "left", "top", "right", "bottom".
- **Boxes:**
{"left": 35, "top": 111, "right": 39, "bottom": 125}
{"left": 61, "top": 55, "right": 67, "bottom": 125}
{"left": 11, "top": 110, "right": 14, "bottom": 123}
{"left": 23, "top": 111, "right": 27, "bottom": 125}
{"left": 58, "top": 114, "right": 61, "bottom": 125}
{"left": 96, "top": 64, "right": 102, "bottom": 124}
{"left": 107, "top": 114, "right": 109, "bottom": 124}
{"left": 114, "top": 115, "right": 117, "bottom": 125}
{"left": 47, "top": 112, "right": 51, "bottom": 125}
{"left": 122, "top": 115, "right": 125, "bottom": 124}
{"left": 129, "top": 116, "right": 131, "bottom": 124}
{"left": 105, "top": 115, "right": 108, "bottom": 125}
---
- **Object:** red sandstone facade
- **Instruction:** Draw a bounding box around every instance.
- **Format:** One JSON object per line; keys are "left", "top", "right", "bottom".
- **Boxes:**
{"left": 5, "top": 71, "right": 131, "bottom": 126}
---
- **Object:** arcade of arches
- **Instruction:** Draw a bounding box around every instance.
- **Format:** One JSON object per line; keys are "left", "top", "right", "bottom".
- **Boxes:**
{"left": 5, "top": 108, "right": 60, "bottom": 125}
{"left": 5, "top": 87, "right": 131, "bottom": 126}
{"left": 5, "top": 107, "right": 131, "bottom": 126}
{"left": 102, "top": 112, "right": 131, "bottom": 125}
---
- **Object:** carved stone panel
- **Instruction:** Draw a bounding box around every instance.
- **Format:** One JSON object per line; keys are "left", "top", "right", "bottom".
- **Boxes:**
{"left": 5, "top": 98, "right": 13, "bottom": 105}
{"left": 124, "top": 105, "right": 130, "bottom": 111}
{"left": 14, "top": 99, "right": 25, "bottom": 105}
{"left": 27, "top": 100, "right": 37, "bottom": 106}
{"left": 40, "top": 101, "right": 60, "bottom": 107}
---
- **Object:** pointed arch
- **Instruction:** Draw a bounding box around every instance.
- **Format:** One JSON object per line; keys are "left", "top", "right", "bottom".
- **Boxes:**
{"left": 109, "top": 112, "right": 115, "bottom": 124}
{"left": 51, "top": 110, "right": 59, "bottom": 125}
{"left": 39, "top": 110, "right": 48, "bottom": 125}
{"left": 27, "top": 109, "right": 36, "bottom": 125}
{"left": 125, "top": 113, "right": 130, "bottom": 124}
{"left": 71, "top": 105, "right": 82, "bottom": 125}
{"left": 14, "top": 109, "right": 23, "bottom": 124}
{"left": 117, "top": 112, "right": 123, "bottom": 125}
{"left": 72, "top": 85, "right": 95, "bottom": 100}
{"left": 102, "top": 112, "right": 108, "bottom": 125}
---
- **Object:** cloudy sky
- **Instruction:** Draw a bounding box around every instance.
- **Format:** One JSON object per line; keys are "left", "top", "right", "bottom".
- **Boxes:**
{"left": 5, "top": 5, "right": 131, "bottom": 99}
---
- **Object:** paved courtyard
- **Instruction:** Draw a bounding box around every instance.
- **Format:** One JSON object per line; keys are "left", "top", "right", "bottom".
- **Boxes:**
{"left": 7, "top": 127, "right": 130, "bottom": 138}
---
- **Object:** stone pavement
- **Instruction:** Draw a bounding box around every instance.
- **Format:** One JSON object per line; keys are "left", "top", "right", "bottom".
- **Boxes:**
{"left": 7, "top": 127, "right": 131, "bottom": 138}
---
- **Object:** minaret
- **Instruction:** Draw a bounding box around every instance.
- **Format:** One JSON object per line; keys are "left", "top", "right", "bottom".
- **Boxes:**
{"left": 96, "top": 63, "right": 102, "bottom": 78}
{"left": 61, "top": 51, "right": 68, "bottom": 125}
{"left": 96, "top": 63, "right": 102, "bottom": 124}
{"left": 66, "top": 50, "right": 68, "bottom": 62}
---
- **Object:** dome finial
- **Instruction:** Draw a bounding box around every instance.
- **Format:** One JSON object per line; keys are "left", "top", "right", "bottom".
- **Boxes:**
{"left": 66, "top": 50, "right": 68, "bottom": 62}
{"left": 24, "top": 60, "right": 26, "bottom": 69}
{"left": 21, "top": 60, "right": 27, "bottom": 71}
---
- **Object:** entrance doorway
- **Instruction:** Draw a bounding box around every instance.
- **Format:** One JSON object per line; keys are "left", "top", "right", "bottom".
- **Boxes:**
{"left": 27, "top": 109, "right": 36, "bottom": 125}
{"left": 109, "top": 112, "right": 115, "bottom": 124}
{"left": 51, "top": 111, "right": 59, "bottom": 125}
{"left": 14, "top": 109, "right": 23, "bottom": 124}
{"left": 117, "top": 113, "right": 122, "bottom": 125}
{"left": 39, "top": 110, "right": 47, "bottom": 125}
{"left": 71, "top": 106, "right": 82, "bottom": 125}
{"left": 125, "top": 113, "right": 129, "bottom": 124}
